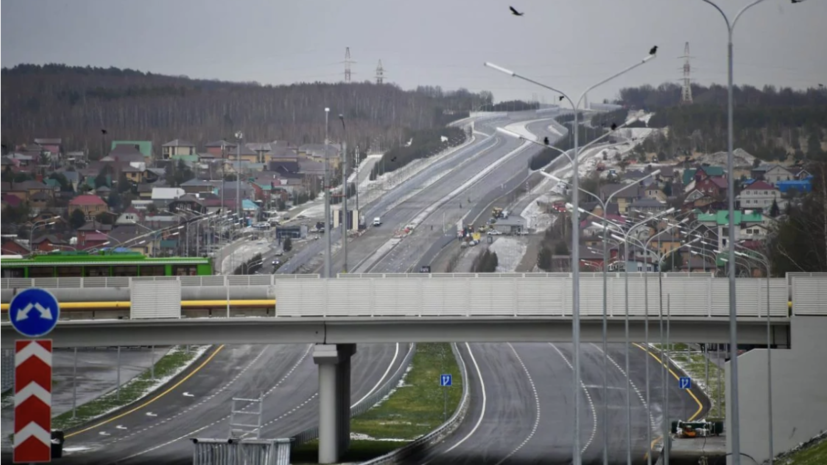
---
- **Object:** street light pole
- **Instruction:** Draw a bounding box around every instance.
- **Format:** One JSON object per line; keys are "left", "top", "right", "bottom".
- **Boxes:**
{"left": 487, "top": 53, "right": 656, "bottom": 464}
{"left": 339, "top": 114, "right": 348, "bottom": 273}
{"left": 235, "top": 132, "right": 243, "bottom": 222}
{"left": 695, "top": 1, "right": 804, "bottom": 460}
{"left": 324, "top": 108, "right": 332, "bottom": 279}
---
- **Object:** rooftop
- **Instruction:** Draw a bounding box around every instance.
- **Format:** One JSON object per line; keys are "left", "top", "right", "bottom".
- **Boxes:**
{"left": 163, "top": 139, "right": 196, "bottom": 147}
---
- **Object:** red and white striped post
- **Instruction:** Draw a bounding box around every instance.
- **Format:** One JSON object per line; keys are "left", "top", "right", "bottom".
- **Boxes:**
{"left": 14, "top": 339, "right": 52, "bottom": 463}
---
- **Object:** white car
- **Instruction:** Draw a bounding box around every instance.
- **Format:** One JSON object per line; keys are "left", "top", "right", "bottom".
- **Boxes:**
{"left": 487, "top": 230, "right": 502, "bottom": 236}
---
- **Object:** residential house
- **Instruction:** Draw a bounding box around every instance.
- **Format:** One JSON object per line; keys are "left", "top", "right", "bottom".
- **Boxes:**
{"left": 696, "top": 210, "right": 763, "bottom": 250}
{"left": 137, "top": 183, "right": 155, "bottom": 200}
{"left": 579, "top": 245, "right": 606, "bottom": 271}
{"left": 683, "top": 189, "right": 720, "bottom": 210}
{"left": 228, "top": 144, "right": 258, "bottom": 163}
{"left": 694, "top": 176, "right": 727, "bottom": 198}
{"left": 70, "top": 194, "right": 108, "bottom": 220}
{"left": 78, "top": 232, "right": 109, "bottom": 251}
{"left": 151, "top": 187, "right": 185, "bottom": 207}
{"left": 740, "top": 222, "right": 771, "bottom": 243}
{"left": 752, "top": 164, "right": 794, "bottom": 185}
{"left": 623, "top": 169, "right": 656, "bottom": 187}
{"left": 679, "top": 256, "right": 714, "bottom": 273}
{"left": 790, "top": 166, "right": 812, "bottom": 180}
{"left": 1, "top": 236, "right": 30, "bottom": 257}
{"left": 76, "top": 221, "right": 112, "bottom": 249}
{"left": 29, "top": 191, "right": 51, "bottom": 211}
{"left": 65, "top": 151, "right": 86, "bottom": 164}
{"left": 180, "top": 178, "right": 218, "bottom": 195}
{"left": 31, "top": 234, "right": 69, "bottom": 253}
{"left": 628, "top": 198, "right": 668, "bottom": 215}
{"left": 599, "top": 183, "right": 643, "bottom": 214}
{"left": 6, "top": 180, "right": 56, "bottom": 202}
{"left": 102, "top": 144, "right": 147, "bottom": 164}
{"left": 111, "top": 141, "right": 153, "bottom": 159}
{"left": 643, "top": 186, "right": 666, "bottom": 202}
{"left": 121, "top": 164, "right": 157, "bottom": 184}
{"left": 33, "top": 138, "right": 62, "bottom": 159}
{"left": 299, "top": 144, "right": 341, "bottom": 170}
{"left": 648, "top": 230, "right": 683, "bottom": 255}
{"left": 204, "top": 140, "right": 237, "bottom": 157}
{"left": 107, "top": 225, "right": 157, "bottom": 256}
{"left": 736, "top": 180, "right": 785, "bottom": 211}
{"left": 116, "top": 211, "right": 143, "bottom": 225}
{"left": 161, "top": 140, "right": 197, "bottom": 159}
{"left": 168, "top": 194, "right": 208, "bottom": 215}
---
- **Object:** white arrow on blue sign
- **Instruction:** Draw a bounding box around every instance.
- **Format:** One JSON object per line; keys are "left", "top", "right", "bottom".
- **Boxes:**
{"left": 9, "top": 288, "right": 60, "bottom": 338}
{"left": 440, "top": 374, "right": 452, "bottom": 387}
{"left": 679, "top": 377, "right": 691, "bottom": 389}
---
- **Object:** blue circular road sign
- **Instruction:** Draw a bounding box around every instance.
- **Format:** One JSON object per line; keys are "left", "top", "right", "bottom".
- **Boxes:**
{"left": 9, "top": 288, "right": 60, "bottom": 338}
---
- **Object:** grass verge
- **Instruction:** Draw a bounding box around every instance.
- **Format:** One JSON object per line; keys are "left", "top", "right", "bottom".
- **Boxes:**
{"left": 777, "top": 434, "right": 827, "bottom": 465}
{"left": 52, "top": 345, "right": 207, "bottom": 431}
{"left": 291, "top": 343, "right": 462, "bottom": 464}
{"left": 661, "top": 344, "right": 725, "bottom": 419}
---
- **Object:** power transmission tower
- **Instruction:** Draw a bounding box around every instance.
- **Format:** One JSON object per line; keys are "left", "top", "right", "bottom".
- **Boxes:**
{"left": 680, "top": 42, "right": 694, "bottom": 104}
{"left": 376, "top": 60, "right": 385, "bottom": 84}
{"left": 344, "top": 47, "right": 354, "bottom": 83}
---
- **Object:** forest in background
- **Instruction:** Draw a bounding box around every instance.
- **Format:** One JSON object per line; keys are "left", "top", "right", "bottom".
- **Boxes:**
{"left": 1, "top": 64, "right": 494, "bottom": 158}
{"left": 616, "top": 82, "right": 827, "bottom": 162}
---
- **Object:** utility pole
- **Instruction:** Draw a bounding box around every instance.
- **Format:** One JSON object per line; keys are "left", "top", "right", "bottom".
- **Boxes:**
{"left": 355, "top": 144, "right": 360, "bottom": 216}
{"left": 235, "top": 132, "right": 243, "bottom": 223}
{"left": 339, "top": 113, "right": 348, "bottom": 273}
{"left": 324, "top": 108, "right": 332, "bottom": 278}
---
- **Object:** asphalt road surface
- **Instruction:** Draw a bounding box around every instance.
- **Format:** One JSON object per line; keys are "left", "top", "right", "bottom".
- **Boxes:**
{"left": 410, "top": 343, "right": 707, "bottom": 465}
{"left": 37, "top": 342, "right": 407, "bottom": 464}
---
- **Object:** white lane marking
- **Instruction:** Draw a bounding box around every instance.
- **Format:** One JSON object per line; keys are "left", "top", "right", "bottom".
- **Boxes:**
{"left": 442, "top": 343, "right": 486, "bottom": 454}
{"left": 549, "top": 343, "right": 598, "bottom": 454}
{"left": 182, "top": 392, "right": 194, "bottom": 397}
{"left": 115, "top": 425, "right": 127, "bottom": 430}
{"left": 145, "top": 412, "right": 157, "bottom": 417}
{"left": 494, "top": 343, "right": 541, "bottom": 465}
{"left": 115, "top": 345, "right": 313, "bottom": 457}
{"left": 352, "top": 343, "right": 401, "bottom": 408}
{"left": 589, "top": 344, "right": 656, "bottom": 434}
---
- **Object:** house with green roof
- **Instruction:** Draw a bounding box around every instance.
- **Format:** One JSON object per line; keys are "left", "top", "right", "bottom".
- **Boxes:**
{"left": 697, "top": 210, "right": 763, "bottom": 251}
{"left": 111, "top": 141, "right": 153, "bottom": 159}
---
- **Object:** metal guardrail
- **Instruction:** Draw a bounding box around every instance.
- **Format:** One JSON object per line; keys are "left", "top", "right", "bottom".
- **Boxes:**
{"left": 291, "top": 343, "right": 417, "bottom": 446}
{"left": 360, "top": 342, "right": 471, "bottom": 465}
{"left": 191, "top": 438, "right": 290, "bottom": 465}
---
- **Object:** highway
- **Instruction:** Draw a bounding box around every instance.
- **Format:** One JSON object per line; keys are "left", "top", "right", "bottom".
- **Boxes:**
{"left": 359, "top": 114, "right": 707, "bottom": 464}
{"left": 50, "top": 342, "right": 408, "bottom": 464}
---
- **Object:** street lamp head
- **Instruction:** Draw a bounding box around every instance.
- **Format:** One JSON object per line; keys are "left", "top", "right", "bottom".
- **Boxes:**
{"left": 484, "top": 62, "right": 515, "bottom": 77}
{"left": 665, "top": 207, "right": 676, "bottom": 215}
{"left": 649, "top": 169, "right": 661, "bottom": 177}
{"left": 325, "top": 107, "right": 330, "bottom": 113}
{"left": 496, "top": 127, "right": 523, "bottom": 140}
{"left": 235, "top": 131, "right": 243, "bottom": 140}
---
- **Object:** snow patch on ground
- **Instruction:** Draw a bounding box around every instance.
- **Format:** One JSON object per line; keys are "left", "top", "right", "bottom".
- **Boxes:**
{"left": 697, "top": 148, "right": 758, "bottom": 168}
{"left": 489, "top": 237, "right": 528, "bottom": 272}
{"left": 220, "top": 241, "right": 272, "bottom": 274}
{"left": 350, "top": 432, "right": 408, "bottom": 442}
{"left": 76, "top": 345, "right": 210, "bottom": 427}
{"left": 503, "top": 117, "right": 556, "bottom": 141}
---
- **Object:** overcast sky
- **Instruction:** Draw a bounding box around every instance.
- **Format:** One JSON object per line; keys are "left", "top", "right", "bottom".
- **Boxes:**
{"left": 3, "top": 0, "right": 825, "bottom": 103}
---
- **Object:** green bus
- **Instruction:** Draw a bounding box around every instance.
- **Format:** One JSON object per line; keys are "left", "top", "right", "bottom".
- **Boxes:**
{"left": 1, "top": 251, "right": 214, "bottom": 278}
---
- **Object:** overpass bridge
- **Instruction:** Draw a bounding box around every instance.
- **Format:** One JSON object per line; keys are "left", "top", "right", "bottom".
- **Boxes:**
{"left": 3, "top": 272, "right": 824, "bottom": 463}
{"left": 2, "top": 271, "right": 823, "bottom": 347}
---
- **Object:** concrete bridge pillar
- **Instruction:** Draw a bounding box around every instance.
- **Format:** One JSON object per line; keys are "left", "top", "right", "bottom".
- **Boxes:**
{"left": 313, "top": 343, "right": 356, "bottom": 464}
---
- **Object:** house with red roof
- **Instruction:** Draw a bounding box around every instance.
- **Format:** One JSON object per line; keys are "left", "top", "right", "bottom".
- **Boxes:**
{"left": 69, "top": 194, "right": 108, "bottom": 219}
{"left": 737, "top": 180, "right": 785, "bottom": 211}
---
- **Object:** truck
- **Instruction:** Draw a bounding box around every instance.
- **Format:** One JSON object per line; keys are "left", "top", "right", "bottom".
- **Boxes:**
{"left": 492, "top": 207, "right": 503, "bottom": 219}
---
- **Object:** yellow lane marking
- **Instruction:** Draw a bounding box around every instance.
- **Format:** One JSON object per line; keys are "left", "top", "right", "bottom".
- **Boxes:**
{"left": 65, "top": 344, "right": 225, "bottom": 438}
{"left": 633, "top": 343, "right": 705, "bottom": 460}
{"left": 1, "top": 300, "right": 276, "bottom": 311}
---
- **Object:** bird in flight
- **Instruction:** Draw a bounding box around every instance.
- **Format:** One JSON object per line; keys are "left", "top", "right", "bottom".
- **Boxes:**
{"left": 510, "top": 6, "right": 524, "bottom": 16}
{"left": 543, "top": 136, "right": 550, "bottom": 145}
{"left": 649, "top": 45, "right": 658, "bottom": 55}
{"left": 391, "top": 156, "right": 397, "bottom": 162}
{"left": 611, "top": 123, "right": 618, "bottom": 131}
{"left": 558, "top": 96, "right": 565, "bottom": 101}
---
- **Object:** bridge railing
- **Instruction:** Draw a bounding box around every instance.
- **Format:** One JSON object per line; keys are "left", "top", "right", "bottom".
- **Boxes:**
{"left": 275, "top": 274, "right": 791, "bottom": 318}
